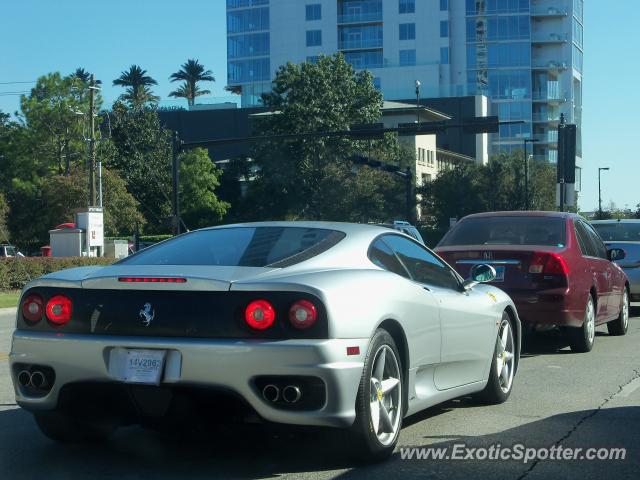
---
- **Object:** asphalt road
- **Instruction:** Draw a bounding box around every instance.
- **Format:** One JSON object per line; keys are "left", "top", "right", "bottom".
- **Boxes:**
{"left": 1, "top": 306, "right": 639, "bottom": 480}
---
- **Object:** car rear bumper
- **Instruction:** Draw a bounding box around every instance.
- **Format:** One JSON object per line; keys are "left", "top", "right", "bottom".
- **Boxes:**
{"left": 10, "top": 331, "right": 368, "bottom": 428}
{"left": 506, "top": 288, "right": 584, "bottom": 328}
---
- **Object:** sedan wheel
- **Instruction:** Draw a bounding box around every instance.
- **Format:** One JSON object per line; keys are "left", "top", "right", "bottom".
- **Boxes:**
{"left": 348, "top": 329, "right": 403, "bottom": 460}
{"left": 607, "top": 288, "right": 629, "bottom": 336}
{"left": 568, "top": 295, "right": 596, "bottom": 352}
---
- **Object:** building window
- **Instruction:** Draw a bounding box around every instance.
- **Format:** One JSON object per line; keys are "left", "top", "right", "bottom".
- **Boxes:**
{"left": 373, "top": 77, "right": 381, "bottom": 90}
{"left": 306, "top": 56, "right": 319, "bottom": 64}
{"left": 417, "top": 148, "right": 426, "bottom": 165}
{"left": 306, "top": 4, "right": 321, "bottom": 21}
{"left": 440, "top": 46, "right": 449, "bottom": 64}
{"left": 440, "top": 0, "right": 448, "bottom": 10}
{"left": 399, "top": 0, "right": 415, "bottom": 14}
{"left": 306, "top": 30, "right": 322, "bottom": 47}
{"left": 422, "top": 173, "right": 432, "bottom": 185}
{"left": 428, "top": 151, "right": 434, "bottom": 165}
{"left": 399, "top": 23, "right": 416, "bottom": 40}
{"left": 399, "top": 49, "right": 416, "bottom": 66}
{"left": 440, "top": 20, "right": 449, "bottom": 37}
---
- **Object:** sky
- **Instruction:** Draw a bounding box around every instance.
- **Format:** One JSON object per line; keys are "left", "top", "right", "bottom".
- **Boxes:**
{"left": 1, "top": 0, "right": 639, "bottom": 213}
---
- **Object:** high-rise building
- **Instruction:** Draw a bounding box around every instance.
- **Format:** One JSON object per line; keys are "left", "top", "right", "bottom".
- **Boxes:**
{"left": 226, "top": 0, "right": 583, "bottom": 166}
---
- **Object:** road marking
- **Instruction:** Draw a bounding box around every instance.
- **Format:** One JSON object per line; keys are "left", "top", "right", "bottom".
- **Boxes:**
{"left": 546, "top": 365, "right": 561, "bottom": 369}
{"left": 618, "top": 376, "right": 640, "bottom": 398}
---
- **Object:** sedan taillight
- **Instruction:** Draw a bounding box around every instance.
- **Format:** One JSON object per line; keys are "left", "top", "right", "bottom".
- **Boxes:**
{"left": 22, "top": 294, "right": 44, "bottom": 323}
{"left": 45, "top": 295, "right": 73, "bottom": 326}
{"left": 529, "top": 252, "right": 569, "bottom": 276}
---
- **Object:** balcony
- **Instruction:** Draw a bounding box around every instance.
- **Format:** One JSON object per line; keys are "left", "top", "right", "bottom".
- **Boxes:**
{"left": 533, "top": 113, "right": 561, "bottom": 123}
{"left": 531, "top": 6, "right": 568, "bottom": 17}
{"left": 338, "top": 38, "right": 383, "bottom": 50}
{"left": 532, "top": 60, "right": 569, "bottom": 71}
{"left": 337, "top": 12, "right": 382, "bottom": 24}
{"left": 531, "top": 33, "right": 568, "bottom": 44}
{"left": 532, "top": 91, "right": 567, "bottom": 104}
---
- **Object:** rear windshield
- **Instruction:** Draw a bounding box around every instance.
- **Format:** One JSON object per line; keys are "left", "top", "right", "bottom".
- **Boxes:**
{"left": 439, "top": 216, "right": 566, "bottom": 247}
{"left": 119, "top": 227, "right": 345, "bottom": 267}
{"left": 592, "top": 223, "right": 640, "bottom": 242}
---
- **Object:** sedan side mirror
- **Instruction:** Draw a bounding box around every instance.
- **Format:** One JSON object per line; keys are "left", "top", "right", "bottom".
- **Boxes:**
{"left": 608, "top": 248, "right": 626, "bottom": 262}
{"left": 463, "top": 264, "right": 497, "bottom": 290}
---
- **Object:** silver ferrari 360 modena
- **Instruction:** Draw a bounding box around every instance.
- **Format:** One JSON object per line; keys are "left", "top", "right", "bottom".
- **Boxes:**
{"left": 11, "top": 222, "right": 520, "bottom": 459}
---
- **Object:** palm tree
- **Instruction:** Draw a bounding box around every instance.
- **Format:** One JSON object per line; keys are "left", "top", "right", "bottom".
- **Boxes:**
{"left": 70, "top": 68, "right": 102, "bottom": 86}
{"left": 113, "top": 65, "right": 158, "bottom": 107}
{"left": 169, "top": 59, "right": 214, "bottom": 106}
{"left": 168, "top": 82, "right": 212, "bottom": 104}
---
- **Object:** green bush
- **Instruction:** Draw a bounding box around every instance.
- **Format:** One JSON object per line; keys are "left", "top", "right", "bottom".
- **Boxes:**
{"left": 0, "top": 257, "right": 114, "bottom": 291}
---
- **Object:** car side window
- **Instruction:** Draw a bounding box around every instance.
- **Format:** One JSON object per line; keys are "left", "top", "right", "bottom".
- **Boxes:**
{"left": 583, "top": 222, "right": 608, "bottom": 260}
{"left": 574, "top": 221, "right": 593, "bottom": 257}
{"left": 382, "top": 235, "right": 460, "bottom": 290}
{"left": 368, "top": 238, "right": 410, "bottom": 278}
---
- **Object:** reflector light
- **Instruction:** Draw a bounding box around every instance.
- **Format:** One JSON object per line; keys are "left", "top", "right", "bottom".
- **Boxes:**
{"left": 118, "top": 277, "right": 187, "bottom": 283}
{"left": 21, "top": 294, "right": 44, "bottom": 323}
{"left": 347, "top": 346, "right": 360, "bottom": 356}
{"left": 45, "top": 295, "right": 73, "bottom": 326}
{"left": 288, "top": 300, "right": 317, "bottom": 329}
{"left": 245, "top": 300, "right": 276, "bottom": 330}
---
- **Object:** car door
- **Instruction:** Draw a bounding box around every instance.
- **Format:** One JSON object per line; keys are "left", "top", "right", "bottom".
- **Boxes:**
{"left": 576, "top": 220, "right": 613, "bottom": 320}
{"left": 368, "top": 238, "right": 441, "bottom": 369}
{"left": 584, "top": 222, "right": 622, "bottom": 318}
{"left": 381, "top": 235, "right": 496, "bottom": 390}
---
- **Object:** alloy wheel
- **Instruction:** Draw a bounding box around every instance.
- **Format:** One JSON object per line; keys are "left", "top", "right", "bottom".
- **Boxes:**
{"left": 496, "top": 318, "right": 515, "bottom": 394}
{"left": 368, "top": 345, "right": 402, "bottom": 446}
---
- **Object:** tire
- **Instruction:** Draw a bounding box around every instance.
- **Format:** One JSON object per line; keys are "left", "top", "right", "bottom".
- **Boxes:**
{"left": 477, "top": 311, "right": 516, "bottom": 404}
{"left": 567, "top": 294, "right": 596, "bottom": 353}
{"left": 347, "top": 329, "right": 404, "bottom": 461}
{"left": 34, "top": 411, "right": 116, "bottom": 443}
{"left": 607, "top": 288, "right": 630, "bottom": 336}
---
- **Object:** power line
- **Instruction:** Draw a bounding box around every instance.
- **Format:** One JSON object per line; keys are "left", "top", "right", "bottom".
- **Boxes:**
{"left": 0, "top": 81, "right": 36, "bottom": 85}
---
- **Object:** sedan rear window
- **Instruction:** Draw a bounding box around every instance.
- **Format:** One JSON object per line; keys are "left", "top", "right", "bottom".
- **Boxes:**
{"left": 439, "top": 216, "right": 566, "bottom": 247}
{"left": 119, "top": 227, "right": 345, "bottom": 267}
{"left": 592, "top": 223, "right": 640, "bottom": 242}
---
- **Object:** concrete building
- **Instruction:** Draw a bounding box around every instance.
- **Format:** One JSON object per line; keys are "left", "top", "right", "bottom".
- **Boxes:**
{"left": 226, "top": 0, "right": 583, "bottom": 172}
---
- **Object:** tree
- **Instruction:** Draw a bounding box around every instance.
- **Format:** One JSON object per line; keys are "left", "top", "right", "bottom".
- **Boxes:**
{"left": 248, "top": 54, "right": 405, "bottom": 222}
{"left": 70, "top": 68, "right": 102, "bottom": 86}
{"left": 105, "top": 101, "right": 173, "bottom": 231}
{"left": 169, "top": 59, "right": 214, "bottom": 106}
{"left": 178, "top": 148, "right": 229, "bottom": 229}
{"left": 19, "top": 73, "right": 98, "bottom": 175}
{"left": 113, "top": 65, "right": 159, "bottom": 107}
{"left": 0, "top": 193, "right": 8, "bottom": 240}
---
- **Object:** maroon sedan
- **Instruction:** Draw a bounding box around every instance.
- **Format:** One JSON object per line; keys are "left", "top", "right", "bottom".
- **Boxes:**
{"left": 435, "top": 212, "right": 629, "bottom": 352}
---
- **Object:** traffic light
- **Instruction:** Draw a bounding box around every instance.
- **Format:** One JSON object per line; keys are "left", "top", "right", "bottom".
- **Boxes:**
{"left": 557, "top": 124, "right": 576, "bottom": 183}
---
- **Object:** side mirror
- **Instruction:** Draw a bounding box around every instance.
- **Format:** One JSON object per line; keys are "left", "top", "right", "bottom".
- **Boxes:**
{"left": 608, "top": 248, "right": 626, "bottom": 262}
{"left": 463, "top": 264, "right": 497, "bottom": 290}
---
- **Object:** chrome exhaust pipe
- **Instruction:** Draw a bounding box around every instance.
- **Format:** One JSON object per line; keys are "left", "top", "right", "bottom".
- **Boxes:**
{"left": 17, "top": 370, "right": 32, "bottom": 387}
{"left": 30, "top": 371, "right": 47, "bottom": 389}
{"left": 282, "top": 385, "right": 302, "bottom": 404}
{"left": 262, "top": 384, "right": 280, "bottom": 403}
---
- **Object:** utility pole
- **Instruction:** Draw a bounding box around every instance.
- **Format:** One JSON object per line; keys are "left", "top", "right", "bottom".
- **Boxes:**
{"left": 415, "top": 80, "right": 421, "bottom": 124}
{"left": 88, "top": 74, "right": 96, "bottom": 206}
{"left": 523, "top": 138, "right": 538, "bottom": 210}
{"left": 172, "top": 131, "right": 182, "bottom": 235}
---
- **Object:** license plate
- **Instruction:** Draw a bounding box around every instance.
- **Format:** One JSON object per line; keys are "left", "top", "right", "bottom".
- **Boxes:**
{"left": 123, "top": 349, "right": 166, "bottom": 385}
{"left": 493, "top": 266, "right": 505, "bottom": 282}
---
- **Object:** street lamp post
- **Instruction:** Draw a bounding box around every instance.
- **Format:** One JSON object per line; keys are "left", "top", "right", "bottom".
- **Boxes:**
{"left": 415, "top": 80, "right": 421, "bottom": 124}
{"left": 523, "top": 138, "right": 539, "bottom": 210}
{"left": 598, "top": 167, "right": 610, "bottom": 218}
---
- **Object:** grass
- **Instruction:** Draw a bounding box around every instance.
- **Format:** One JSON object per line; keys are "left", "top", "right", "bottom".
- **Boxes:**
{"left": 0, "top": 290, "right": 20, "bottom": 308}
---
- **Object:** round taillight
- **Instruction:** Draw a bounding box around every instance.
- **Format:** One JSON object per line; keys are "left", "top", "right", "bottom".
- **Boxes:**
{"left": 289, "top": 300, "right": 317, "bottom": 329}
{"left": 45, "top": 295, "right": 73, "bottom": 326}
{"left": 21, "top": 294, "right": 44, "bottom": 323}
{"left": 245, "top": 300, "right": 276, "bottom": 330}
